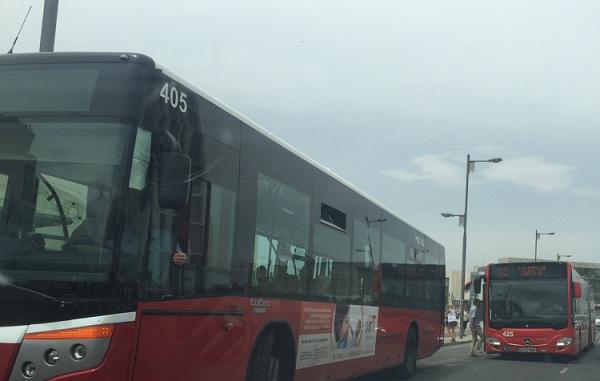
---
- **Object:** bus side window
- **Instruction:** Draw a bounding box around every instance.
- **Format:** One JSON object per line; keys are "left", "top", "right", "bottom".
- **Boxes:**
{"left": 253, "top": 173, "right": 310, "bottom": 295}
{"left": 175, "top": 133, "right": 239, "bottom": 296}
{"left": 350, "top": 218, "right": 380, "bottom": 305}
{"left": 0, "top": 173, "right": 7, "bottom": 229}
{"left": 313, "top": 220, "right": 351, "bottom": 301}
{"left": 0, "top": 173, "right": 7, "bottom": 209}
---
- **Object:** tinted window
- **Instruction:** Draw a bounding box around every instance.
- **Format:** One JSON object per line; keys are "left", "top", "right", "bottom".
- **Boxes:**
{"left": 0, "top": 173, "right": 6, "bottom": 213}
{"left": 252, "top": 173, "right": 310, "bottom": 295}
{"left": 142, "top": 133, "right": 239, "bottom": 298}
{"left": 405, "top": 247, "right": 425, "bottom": 306}
{"left": 489, "top": 279, "right": 568, "bottom": 329}
{"left": 0, "top": 121, "right": 130, "bottom": 284}
{"left": 312, "top": 221, "right": 351, "bottom": 300}
{"left": 380, "top": 232, "right": 406, "bottom": 306}
{"left": 183, "top": 135, "right": 239, "bottom": 295}
{"left": 350, "top": 218, "right": 379, "bottom": 304}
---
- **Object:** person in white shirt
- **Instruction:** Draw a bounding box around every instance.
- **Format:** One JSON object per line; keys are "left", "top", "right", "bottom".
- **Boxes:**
{"left": 446, "top": 306, "right": 459, "bottom": 342}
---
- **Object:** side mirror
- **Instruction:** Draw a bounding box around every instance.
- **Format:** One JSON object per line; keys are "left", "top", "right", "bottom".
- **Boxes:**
{"left": 474, "top": 276, "right": 482, "bottom": 294}
{"left": 158, "top": 152, "right": 191, "bottom": 210}
{"left": 573, "top": 282, "right": 582, "bottom": 299}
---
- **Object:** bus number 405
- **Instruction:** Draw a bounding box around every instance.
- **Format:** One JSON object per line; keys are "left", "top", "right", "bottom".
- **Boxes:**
{"left": 160, "top": 82, "right": 188, "bottom": 113}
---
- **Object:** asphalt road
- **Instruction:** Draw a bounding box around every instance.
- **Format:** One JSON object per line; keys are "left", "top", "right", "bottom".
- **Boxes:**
{"left": 356, "top": 334, "right": 600, "bottom": 381}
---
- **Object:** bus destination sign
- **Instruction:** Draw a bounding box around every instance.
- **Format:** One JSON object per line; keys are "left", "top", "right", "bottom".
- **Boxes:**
{"left": 490, "top": 263, "right": 567, "bottom": 280}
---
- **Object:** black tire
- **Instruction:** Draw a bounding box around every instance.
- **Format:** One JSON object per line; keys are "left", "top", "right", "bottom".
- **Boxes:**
{"left": 398, "top": 328, "right": 418, "bottom": 379}
{"left": 247, "top": 329, "right": 293, "bottom": 381}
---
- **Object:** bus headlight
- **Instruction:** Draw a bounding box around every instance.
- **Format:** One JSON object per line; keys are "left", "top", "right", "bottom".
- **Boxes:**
{"left": 22, "top": 362, "right": 36, "bottom": 378}
{"left": 45, "top": 349, "right": 60, "bottom": 365}
{"left": 556, "top": 337, "right": 573, "bottom": 347}
{"left": 71, "top": 344, "right": 87, "bottom": 361}
{"left": 486, "top": 337, "right": 501, "bottom": 346}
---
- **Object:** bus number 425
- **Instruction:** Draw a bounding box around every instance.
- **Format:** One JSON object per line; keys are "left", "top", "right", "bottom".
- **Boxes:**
{"left": 160, "top": 82, "right": 188, "bottom": 113}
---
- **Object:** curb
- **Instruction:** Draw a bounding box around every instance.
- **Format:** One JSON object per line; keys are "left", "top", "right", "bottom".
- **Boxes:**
{"left": 443, "top": 340, "right": 472, "bottom": 347}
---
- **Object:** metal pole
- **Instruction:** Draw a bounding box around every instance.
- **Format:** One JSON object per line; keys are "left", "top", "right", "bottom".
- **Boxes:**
{"left": 458, "top": 154, "right": 470, "bottom": 338}
{"left": 534, "top": 229, "right": 538, "bottom": 261}
{"left": 40, "top": 0, "right": 59, "bottom": 52}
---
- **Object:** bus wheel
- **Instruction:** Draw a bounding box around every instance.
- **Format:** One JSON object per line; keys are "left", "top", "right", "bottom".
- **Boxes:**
{"left": 398, "top": 327, "right": 418, "bottom": 379}
{"left": 247, "top": 329, "right": 293, "bottom": 381}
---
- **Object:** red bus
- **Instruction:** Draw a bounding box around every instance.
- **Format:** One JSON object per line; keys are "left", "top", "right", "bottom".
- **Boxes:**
{"left": 0, "top": 52, "right": 445, "bottom": 381}
{"left": 483, "top": 261, "right": 596, "bottom": 357}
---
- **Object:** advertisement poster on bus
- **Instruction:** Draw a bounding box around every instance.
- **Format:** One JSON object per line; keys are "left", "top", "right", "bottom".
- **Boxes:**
{"left": 296, "top": 302, "right": 379, "bottom": 369}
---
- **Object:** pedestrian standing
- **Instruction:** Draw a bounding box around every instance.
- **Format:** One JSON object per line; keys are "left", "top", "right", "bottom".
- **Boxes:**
{"left": 469, "top": 299, "right": 483, "bottom": 356}
{"left": 446, "top": 306, "right": 459, "bottom": 342}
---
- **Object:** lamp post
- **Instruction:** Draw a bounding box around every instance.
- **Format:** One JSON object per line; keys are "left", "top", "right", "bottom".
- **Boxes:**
{"left": 40, "top": 0, "right": 59, "bottom": 52}
{"left": 442, "top": 154, "right": 502, "bottom": 338}
{"left": 556, "top": 253, "right": 571, "bottom": 262}
{"left": 534, "top": 230, "right": 555, "bottom": 261}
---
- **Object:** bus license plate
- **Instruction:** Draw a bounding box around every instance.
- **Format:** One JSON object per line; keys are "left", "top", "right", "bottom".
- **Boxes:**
{"left": 517, "top": 348, "right": 536, "bottom": 353}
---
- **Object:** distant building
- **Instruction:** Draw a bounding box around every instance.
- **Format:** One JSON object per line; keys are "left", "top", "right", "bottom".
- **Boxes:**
{"left": 497, "top": 257, "right": 600, "bottom": 310}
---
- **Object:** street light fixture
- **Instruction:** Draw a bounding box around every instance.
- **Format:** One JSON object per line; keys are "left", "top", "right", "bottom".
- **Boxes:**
{"left": 534, "top": 230, "right": 555, "bottom": 261}
{"left": 441, "top": 154, "right": 502, "bottom": 338}
{"left": 556, "top": 253, "right": 572, "bottom": 262}
{"left": 441, "top": 213, "right": 462, "bottom": 218}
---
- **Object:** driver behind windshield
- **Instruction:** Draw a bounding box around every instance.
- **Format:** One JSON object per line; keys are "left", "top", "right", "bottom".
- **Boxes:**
{"left": 64, "top": 192, "right": 112, "bottom": 249}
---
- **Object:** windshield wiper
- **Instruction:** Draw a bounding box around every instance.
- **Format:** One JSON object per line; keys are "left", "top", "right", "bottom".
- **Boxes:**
{"left": 0, "top": 274, "right": 76, "bottom": 310}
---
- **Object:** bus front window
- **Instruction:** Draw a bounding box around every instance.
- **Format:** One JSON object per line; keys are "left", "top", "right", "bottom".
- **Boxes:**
{"left": 0, "top": 116, "right": 132, "bottom": 297}
{"left": 489, "top": 279, "right": 568, "bottom": 330}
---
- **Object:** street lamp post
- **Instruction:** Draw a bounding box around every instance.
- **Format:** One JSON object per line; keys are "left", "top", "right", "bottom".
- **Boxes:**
{"left": 442, "top": 154, "right": 502, "bottom": 338}
{"left": 534, "top": 230, "right": 555, "bottom": 261}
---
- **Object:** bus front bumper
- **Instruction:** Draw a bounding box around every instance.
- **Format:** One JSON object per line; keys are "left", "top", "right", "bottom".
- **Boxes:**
{"left": 484, "top": 335, "right": 576, "bottom": 355}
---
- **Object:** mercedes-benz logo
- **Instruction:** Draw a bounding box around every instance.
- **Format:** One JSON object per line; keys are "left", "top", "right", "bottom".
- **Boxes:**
{"left": 524, "top": 337, "right": 531, "bottom": 345}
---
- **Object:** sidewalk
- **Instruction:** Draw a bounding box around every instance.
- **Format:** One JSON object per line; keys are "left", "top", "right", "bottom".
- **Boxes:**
{"left": 443, "top": 328, "right": 473, "bottom": 346}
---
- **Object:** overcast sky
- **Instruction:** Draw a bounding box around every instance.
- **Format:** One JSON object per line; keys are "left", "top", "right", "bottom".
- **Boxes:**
{"left": 2, "top": 0, "right": 599, "bottom": 271}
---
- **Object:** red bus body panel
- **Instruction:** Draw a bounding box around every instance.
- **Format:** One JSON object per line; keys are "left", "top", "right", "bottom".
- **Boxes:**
{"left": 129, "top": 297, "right": 442, "bottom": 381}
{"left": 484, "top": 326, "right": 577, "bottom": 355}
{"left": 1, "top": 298, "right": 443, "bottom": 381}
{"left": 0, "top": 344, "right": 20, "bottom": 381}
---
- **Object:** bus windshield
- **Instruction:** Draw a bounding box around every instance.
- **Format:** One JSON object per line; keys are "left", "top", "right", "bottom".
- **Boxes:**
{"left": 489, "top": 278, "right": 568, "bottom": 329}
{"left": 0, "top": 116, "right": 131, "bottom": 290}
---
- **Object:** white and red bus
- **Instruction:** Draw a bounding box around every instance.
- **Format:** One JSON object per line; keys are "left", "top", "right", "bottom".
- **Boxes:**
{"left": 482, "top": 262, "right": 595, "bottom": 357}
{"left": 0, "top": 52, "right": 445, "bottom": 381}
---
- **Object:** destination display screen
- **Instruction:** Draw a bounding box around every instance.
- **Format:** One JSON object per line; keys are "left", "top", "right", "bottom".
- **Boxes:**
{"left": 490, "top": 262, "right": 567, "bottom": 280}
{"left": 0, "top": 62, "right": 144, "bottom": 119}
{"left": 0, "top": 67, "right": 99, "bottom": 113}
